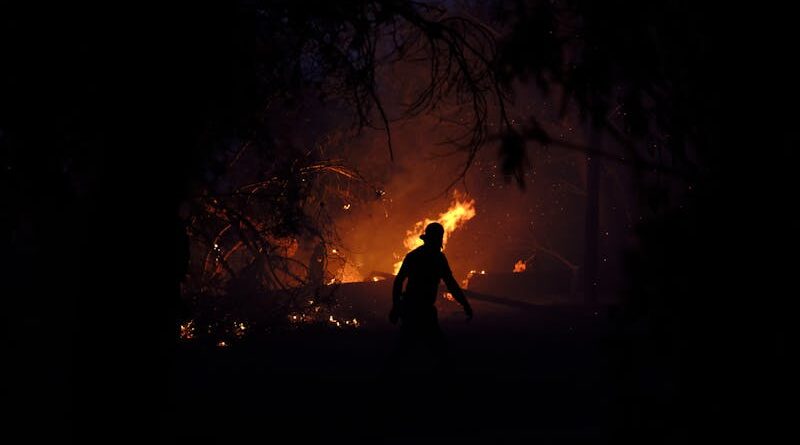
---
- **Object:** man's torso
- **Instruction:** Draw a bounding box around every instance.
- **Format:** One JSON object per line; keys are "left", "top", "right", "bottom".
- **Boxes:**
{"left": 402, "top": 246, "right": 446, "bottom": 306}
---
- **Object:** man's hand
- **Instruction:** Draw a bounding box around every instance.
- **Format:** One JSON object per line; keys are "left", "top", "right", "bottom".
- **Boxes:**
{"left": 464, "top": 304, "right": 473, "bottom": 322}
{"left": 389, "top": 306, "right": 400, "bottom": 324}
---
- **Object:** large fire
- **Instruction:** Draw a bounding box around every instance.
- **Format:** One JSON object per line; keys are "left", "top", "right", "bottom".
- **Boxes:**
{"left": 393, "top": 191, "right": 476, "bottom": 274}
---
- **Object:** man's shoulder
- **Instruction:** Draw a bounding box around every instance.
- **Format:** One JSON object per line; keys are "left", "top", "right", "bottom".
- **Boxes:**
{"left": 409, "top": 246, "right": 447, "bottom": 261}
{"left": 409, "top": 245, "right": 426, "bottom": 254}
{"left": 406, "top": 246, "right": 426, "bottom": 260}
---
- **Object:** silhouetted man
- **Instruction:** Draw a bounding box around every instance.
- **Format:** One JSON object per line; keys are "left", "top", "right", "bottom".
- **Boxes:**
{"left": 390, "top": 222, "right": 472, "bottom": 355}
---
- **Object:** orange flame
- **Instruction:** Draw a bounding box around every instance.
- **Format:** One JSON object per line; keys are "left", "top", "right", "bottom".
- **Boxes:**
{"left": 393, "top": 191, "right": 476, "bottom": 274}
{"left": 513, "top": 260, "right": 526, "bottom": 273}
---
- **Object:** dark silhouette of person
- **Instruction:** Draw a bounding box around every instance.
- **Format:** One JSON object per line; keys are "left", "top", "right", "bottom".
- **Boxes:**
{"left": 390, "top": 222, "right": 472, "bottom": 358}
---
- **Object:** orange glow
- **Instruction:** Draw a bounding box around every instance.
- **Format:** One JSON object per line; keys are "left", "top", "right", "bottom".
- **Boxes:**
{"left": 338, "top": 262, "right": 363, "bottom": 283}
{"left": 328, "top": 254, "right": 363, "bottom": 284}
{"left": 393, "top": 191, "right": 476, "bottom": 274}
{"left": 513, "top": 260, "right": 526, "bottom": 273}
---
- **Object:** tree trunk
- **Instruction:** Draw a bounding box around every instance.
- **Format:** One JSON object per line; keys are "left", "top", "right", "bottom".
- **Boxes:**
{"left": 583, "top": 127, "right": 602, "bottom": 305}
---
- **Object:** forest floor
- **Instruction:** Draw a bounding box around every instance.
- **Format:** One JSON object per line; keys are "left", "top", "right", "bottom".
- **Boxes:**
{"left": 166, "top": 284, "right": 618, "bottom": 444}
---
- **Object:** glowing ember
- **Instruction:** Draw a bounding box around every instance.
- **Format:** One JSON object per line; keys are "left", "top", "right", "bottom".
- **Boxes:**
{"left": 289, "top": 313, "right": 312, "bottom": 324}
{"left": 442, "top": 292, "right": 456, "bottom": 302}
{"left": 461, "top": 269, "right": 478, "bottom": 288}
{"left": 217, "top": 340, "right": 228, "bottom": 348}
{"left": 233, "top": 321, "right": 248, "bottom": 338}
{"left": 393, "top": 191, "right": 476, "bottom": 274}
{"left": 289, "top": 310, "right": 360, "bottom": 329}
{"left": 513, "top": 260, "right": 527, "bottom": 273}
{"left": 328, "top": 315, "right": 342, "bottom": 328}
{"left": 372, "top": 276, "right": 385, "bottom": 282}
{"left": 179, "top": 320, "right": 195, "bottom": 340}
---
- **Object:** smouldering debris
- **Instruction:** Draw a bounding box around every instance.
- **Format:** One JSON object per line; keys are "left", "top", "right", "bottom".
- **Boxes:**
{"left": 461, "top": 269, "right": 478, "bottom": 288}
{"left": 234, "top": 321, "right": 248, "bottom": 338}
{"left": 287, "top": 311, "right": 362, "bottom": 330}
{"left": 179, "top": 320, "right": 196, "bottom": 340}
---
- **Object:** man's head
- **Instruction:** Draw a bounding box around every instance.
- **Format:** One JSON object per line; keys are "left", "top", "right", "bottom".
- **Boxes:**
{"left": 420, "top": 222, "right": 445, "bottom": 248}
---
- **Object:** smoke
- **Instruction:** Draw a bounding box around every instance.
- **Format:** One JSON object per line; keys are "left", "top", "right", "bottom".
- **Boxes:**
{"left": 272, "top": 38, "right": 637, "bottom": 297}
{"left": 323, "top": 100, "right": 636, "bottom": 297}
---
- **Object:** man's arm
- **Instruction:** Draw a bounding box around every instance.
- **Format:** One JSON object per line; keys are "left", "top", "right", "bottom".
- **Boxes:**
{"left": 390, "top": 257, "right": 408, "bottom": 323}
{"left": 441, "top": 255, "right": 473, "bottom": 319}
{"left": 392, "top": 259, "right": 408, "bottom": 307}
